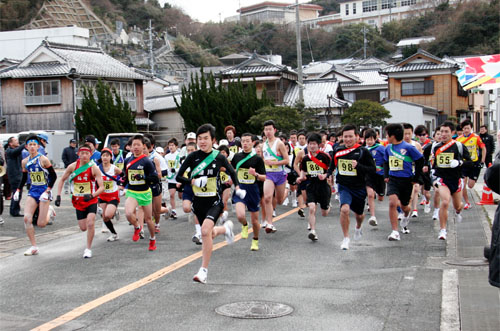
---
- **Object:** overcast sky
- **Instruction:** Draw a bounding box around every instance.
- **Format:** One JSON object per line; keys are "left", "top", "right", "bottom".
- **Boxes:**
{"left": 160, "top": 1, "right": 308, "bottom": 23}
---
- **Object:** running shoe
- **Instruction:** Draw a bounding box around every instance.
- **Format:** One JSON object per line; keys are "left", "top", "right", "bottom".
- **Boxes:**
{"left": 411, "top": 210, "right": 418, "bottom": 218}
{"left": 192, "top": 233, "right": 202, "bottom": 245}
{"left": 83, "top": 248, "right": 92, "bottom": 258}
{"left": 388, "top": 231, "right": 400, "bottom": 241}
{"left": 400, "top": 215, "right": 410, "bottom": 228}
{"left": 463, "top": 203, "right": 471, "bottom": 210}
{"left": 308, "top": 229, "right": 318, "bottom": 241}
{"left": 48, "top": 205, "right": 56, "bottom": 225}
{"left": 298, "top": 208, "right": 305, "bottom": 217}
{"left": 24, "top": 246, "right": 39, "bottom": 256}
{"left": 220, "top": 211, "right": 228, "bottom": 224}
{"left": 170, "top": 209, "right": 177, "bottom": 220}
{"left": 340, "top": 237, "right": 350, "bottom": 250}
{"left": 397, "top": 212, "right": 404, "bottom": 221}
{"left": 354, "top": 227, "right": 363, "bottom": 241}
{"left": 193, "top": 268, "right": 207, "bottom": 284}
{"left": 224, "top": 220, "right": 234, "bottom": 244}
{"left": 432, "top": 209, "right": 439, "bottom": 221}
{"left": 241, "top": 224, "right": 248, "bottom": 239}
{"left": 454, "top": 212, "right": 462, "bottom": 223}
{"left": 107, "top": 233, "right": 119, "bottom": 242}
{"left": 139, "top": 229, "right": 145, "bottom": 239}
{"left": 419, "top": 197, "right": 427, "bottom": 205}
{"left": 307, "top": 222, "right": 311, "bottom": 231}
{"left": 401, "top": 226, "right": 410, "bottom": 234}
{"left": 155, "top": 223, "right": 161, "bottom": 233}
{"left": 261, "top": 221, "right": 268, "bottom": 229}
{"left": 97, "top": 206, "right": 103, "bottom": 217}
{"left": 368, "top": 216, "right": 378, "bottom": 226}
{"left": 272, "top": 210, "right": 276, "bottom": 217}
{"left": 283, "top": 197, "right": 289, "bottom": 206}
{"left": 424, "top": 202, "right": 431, "bottom": 214}
{"left": 101, "top": 221, "right": 109, "bottom": 233}
{"left": 292, "top": 200, "right": 298, "bottom": 208}
{"left": 251, "top": 239, "right": 259, "bottom": 251}
{"left": 132, "top": 227, "right": 142, "bottom": 242}
{"left": 265, "top": 223, "right": 277, "bottom": 233}
{"left": 149, "top": 239, "right": 157, "bottom": 251}
{"left": 438, "top": 229, "right": 447, "bottom": 240}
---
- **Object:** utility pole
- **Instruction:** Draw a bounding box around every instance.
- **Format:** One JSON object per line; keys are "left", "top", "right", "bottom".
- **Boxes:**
{"left": 295, "top": 0, "right": 304, "bottom": 103}
{"left": 148, "top": 19, "right": 154, "bottom": 74}
{"left": 363, "top": 26, "right": 367, "bottom": 59}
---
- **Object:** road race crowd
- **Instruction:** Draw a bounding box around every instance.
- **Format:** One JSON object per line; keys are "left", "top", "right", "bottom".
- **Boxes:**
{"left": 0, "top": 119, "right": 498, "bottom": 284}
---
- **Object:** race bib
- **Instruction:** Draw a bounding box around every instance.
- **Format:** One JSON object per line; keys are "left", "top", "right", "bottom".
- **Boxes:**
{"left": 115, "top": 163, "right": 124, "bottom": 170}
{"left": 30, "top": 171, "right": 46, "bottom": 186}
{"left": 168, "top": 160, "right": 176, "bottom": 169}
{"left": 306, "top": 161, "right": 323, "bottom": 176}
{"left": 436, "top": 152, "right": 454, "bottom": 168}
{"left": 229, "top": 145, "right": 239, "bottom": 154}
{"left": 389, "top": 156, "right": 404, "bottom": 171}
{"left": 74, "top": 182, "right": 91, "bottom": 196}
{"left": 192, "top": 177, "right": 217, "bottom": 197}
{"left": 466, "top": 145, "right": 478, "bottom": 161}
{"left": 265, "top": 158, "right": 279, "bottom": 172}
{"left": 338, "top": 159, "right": 357, "bottom": 176}
{"left": 220, "top": 171, "right": 229, "bottom": 183}
{"left": 103, "top": 180, "right": 114, "bottom": 193}
{"left": 238, "top": 168, "right": 255, "bottom": 184}
{"left": 128, "top": 169, "right": 145, "bottom": 185}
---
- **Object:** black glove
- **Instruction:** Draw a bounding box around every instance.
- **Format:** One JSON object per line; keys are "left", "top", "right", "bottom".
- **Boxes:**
{"left": 83, "top": 194, "right": 93, "bottom": 202}
{"left": 134, "top": 174, "right": 144, "bottom": 180}
{"left": 55, "top": 195, "right": 61, "bottom": 207}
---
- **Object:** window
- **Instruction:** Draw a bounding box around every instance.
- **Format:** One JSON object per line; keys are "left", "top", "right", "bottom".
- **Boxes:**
{"left": 401, "top": 80, "right": 434, "bottom": 96}
{"left": 345, "top": 4, "right": 349, "bottom": 15}
{"left": 382, "top": 0, "right": 397, "bottom": 9}
{"left": 363, "top": 0, "right": 378, "bottom": 12}
{"left": 76, "top": 80, "right": 137, "bottom": 111}
{"left": 353, "top": 3, "right": 356, "bottom": 14}
{"left": 457, "top": 81, "right": 468, "bottom": 97}
{"left": 402, "top": 0, "right": 416, "bottom": 6}
{"left": 24, "top": 80, "right": 61, "bottom": 105}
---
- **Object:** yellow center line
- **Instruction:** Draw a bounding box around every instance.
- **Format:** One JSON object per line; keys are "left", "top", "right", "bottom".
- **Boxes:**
{"left": 32, "top": 208, "right": 299, "bottom": 331}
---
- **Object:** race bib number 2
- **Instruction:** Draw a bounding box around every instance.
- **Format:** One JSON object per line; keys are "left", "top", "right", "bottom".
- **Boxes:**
{"left": 74, "top": 182, "right": 91, "bottom": 196}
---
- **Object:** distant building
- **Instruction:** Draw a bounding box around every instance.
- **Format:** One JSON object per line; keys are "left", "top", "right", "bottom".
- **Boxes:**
{"left": 236, "top": 1, "right": 323, "bottom": 25}
{"left": 383, "top": 99, "right": 439, "bottom": 133}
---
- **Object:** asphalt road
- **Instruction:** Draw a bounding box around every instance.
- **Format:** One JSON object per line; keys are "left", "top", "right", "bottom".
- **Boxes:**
{"left": 0, "top": 191, "right": 450, "bottom": 331}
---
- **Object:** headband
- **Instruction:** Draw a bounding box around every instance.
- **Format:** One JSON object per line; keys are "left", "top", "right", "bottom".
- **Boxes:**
{"left": 79, "top": 147, "right": 91, "bottom": 153}
{"left": 27, "top": 139, "right": 39, "bottom": 145}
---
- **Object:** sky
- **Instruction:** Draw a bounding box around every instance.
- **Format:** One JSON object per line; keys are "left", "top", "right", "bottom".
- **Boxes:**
{"left": 160, "top": 0, "right": 307, "bottom": 23}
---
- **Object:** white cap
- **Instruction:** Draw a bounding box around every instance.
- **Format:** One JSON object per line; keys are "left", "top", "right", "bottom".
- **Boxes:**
{"left": 186, "top": 132, "right": 196, "bottom": 140}
{"left": 219, "top": 139, "right": 229, "bottom": 146}
{"left": 155, "top": 146, "right": 164, "bottom": 154}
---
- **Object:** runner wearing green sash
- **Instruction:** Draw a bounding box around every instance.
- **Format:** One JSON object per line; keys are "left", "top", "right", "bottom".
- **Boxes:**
{"left": 364, "top": 129, "right": 387, "bottom": 227}
{"left": 231, "top": 133, "right": 266, "bottom": 251}
{"left": 262, "top": 120, "right": 290, "bottom": 234}
{"left": 384, "top": 124, "right": 424, "bottom": 242}
{"left": 402, "top": 123, "right": 424, "bottom": 220}
{"left": 175, "top": 124, "right": 242, "bottom": 284}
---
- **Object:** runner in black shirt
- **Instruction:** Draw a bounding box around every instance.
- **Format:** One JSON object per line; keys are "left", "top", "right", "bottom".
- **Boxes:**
{"left": 231, "top": 133, "right": 266, "bottom": 251}
{"left": 327, "top": 124, "right": 376, "bottom": 250}
{"left": 298, "top": 133, "right": 331, "bottom": 242}
{"left": 176, "top": 124, "right": 242, "bottom": 284}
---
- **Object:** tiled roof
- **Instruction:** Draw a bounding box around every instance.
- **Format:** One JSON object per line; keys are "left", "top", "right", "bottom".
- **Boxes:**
{"left": 0, "top": 41, "right": 148, "bottom": 80}
{"left": 283, "top": 79, "right": 347, "bottom": 109}
{"left": 341, "top": 70, "right": 387, "bottom": 87}
{"left": 381, "top": 62, "right": 458, "bottom": 73}
{"left": 144, "top": 94, "right": 181, "bottom": 112}
{"left": 135, "top": 117, "right": 155, "bottom": 126}
{"left": 219, "top": 53, "right": 296, "bottom": 76}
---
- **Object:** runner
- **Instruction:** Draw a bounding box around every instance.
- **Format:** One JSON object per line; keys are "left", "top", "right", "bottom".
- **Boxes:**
{"left": 110, "top": 138, "right": 125, "bottom": 171}
{"left": 297, "top": 133, "right": 331, "bottom": 241}
{"left": 293, "top": 136, "right": 308, "bottom": 218}
{"left": 430, "top": 127, "right": 443, "bottom": 221}
{"left": 225, "top": 125, "right": 241, "bottom": 155}
{"left": 145, "top": 136, "right": 168, "bottom": 233}
{"left": 97, "top": 148, "right": 122, "bottom": 241}
{"left": 85, "top": 135, "right": 101, "bottom": 162}
{"left": 253, "top": 140, "right": 268, "bottom": 227}
{"left": 55, "top": 143, "right": 104, "bottom": 258}
{"left": 14, "top": 135, "right": 57, "bottom": 256}
{"left": 262, "top": 120, "right": 289, "bottom": 233}
{"left": 415, "top": 125, "right": 433, "bottom": 214}
{"left": 384, "top": 124, "right": 424, "bottom": 240}
{"left": 456, "top": 119, "right": 486, "bottom": 209}
{"left": 217, "top": 145, "right": 233, "bottom": 222}
{"left": 231, "top": 133, "right": 266, "bottom": 251}
{"left": 165, "top": 137, "right": 181, "bottom": 220}
{"left": 363, "top": 128, "right": 386, "bottom": 226}
{"left": 122, "top": 135, "right": 159, "bottom": 251}
{"left": 175, "top": 124, "right": 242, "bottom": 284}
{"left": 430, "top": 121, "right": 472, "bottom": 240}
{"left": 327, "top": 125, "right": 375, "bottom": 250}
{"left": 402, "top": 123, "right": 423, "bottom": 218}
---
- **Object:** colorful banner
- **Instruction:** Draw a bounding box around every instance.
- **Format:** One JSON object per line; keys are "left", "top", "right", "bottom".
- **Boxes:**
{"left": 456, "top": 54, "right": 500, "bottom": 90}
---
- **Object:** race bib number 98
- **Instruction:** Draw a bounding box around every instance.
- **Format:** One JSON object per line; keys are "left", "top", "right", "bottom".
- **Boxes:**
{"left": 338, "top": 159, "right": 356, "bottom": 176}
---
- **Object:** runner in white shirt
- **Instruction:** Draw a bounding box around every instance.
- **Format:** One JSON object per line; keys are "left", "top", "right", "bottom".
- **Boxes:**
{"left": 165, "top": 138, "right": 182, "bottom": 219}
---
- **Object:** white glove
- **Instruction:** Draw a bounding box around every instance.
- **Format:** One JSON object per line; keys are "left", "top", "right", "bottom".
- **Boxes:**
{"left": 13, "top": 190, "right": 19, "bottom": 201}
{"left": 450, "top": 159, "right": 460, "bottom": 168}
{"left": 194, "top": 176, "right": 208, "bottom": 188}
{"left": 235, "top": 188, "right": 246, "bottom": 199}
{"left": 40, "top": 190, "right": 52, "bottom": 202}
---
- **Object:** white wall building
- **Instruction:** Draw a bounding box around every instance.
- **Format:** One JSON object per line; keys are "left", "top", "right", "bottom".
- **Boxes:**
{"left": 237, "top": 1, "right": 323, "bottom": 25}
{"left": 0, "top": 26, "right": 89, "bottom": 61}
{"left": 382, "top": 99, "right": 439, "bottom": 133}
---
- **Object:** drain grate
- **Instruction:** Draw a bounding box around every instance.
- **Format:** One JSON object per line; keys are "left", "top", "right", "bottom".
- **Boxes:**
{"left": 444, "top": 259, "right": 488, "bottom": 267}
{"left": 215, "top": 301, "right": 294, "bottom": 319}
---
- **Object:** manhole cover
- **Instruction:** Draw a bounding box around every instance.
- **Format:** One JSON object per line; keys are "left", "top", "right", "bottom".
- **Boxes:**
{"left": 215, "top": 301, "right": 294, "bottom": 319}
{"left": 444, "top": 259, "right": 488, "bottom": 266}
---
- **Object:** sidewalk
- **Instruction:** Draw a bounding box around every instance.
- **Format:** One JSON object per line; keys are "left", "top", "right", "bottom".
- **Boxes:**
{"left": 455, "top": 166, "right": 500, "bottom": 331}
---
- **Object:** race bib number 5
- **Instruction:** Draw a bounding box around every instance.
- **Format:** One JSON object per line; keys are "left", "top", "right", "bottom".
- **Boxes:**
{"left": 338, "top": 159, "right": 357, "bottom": 176}
{"left": 238, "top": 168, "right": 255, "bottom": 184}
{"left": 389, "top": 156, "right": 403, "bottom": 171}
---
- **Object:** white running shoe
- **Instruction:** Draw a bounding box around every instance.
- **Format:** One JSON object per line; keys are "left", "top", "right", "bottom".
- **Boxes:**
{"left": 220, "top": 211, "right": 228, "bottom": 224}
{"left": 401, "top": 226, "right": 410, "bottom": 234}
{"left": 101, "top": 221, "right": 109, "bottom": 233}
{"left": 368, "top": 216, "right": 378, "bottom": 226}
{"left": 97, "top": 206, "right": 103, "bottom": 217}
{"left": 308, "top": 229, "right": 318, "bottom": 241}
{"left": 438, "top": 229, "right": 447, "bottom": 240}
{"left": 292, "top": 200, "right": 298, "bottom": 208}
{"left": 411, "top": 210, "right": 418, "bottom": 218}
{"left": 261, "top": 221, "right": 268, "bottom": 229}
{"left": 388, "top": 231, "right": 400, "bottom": 241}
{"left": 224, "top": 220, "right": 234, "bottom": 244}
{"left": 454, "top": 212, "right": 462, "bottom": 223}
{"left": 139, "top": 229, "right": 145, "bottom": 239}
{"left": 272, "top": 210, "right": 276, "bottom": 217}
{"left": 24, "top": 246, "right": 39, "bottom": 256}
{"left": 265, "top": 223, "right": 277, "bottom": 233}
{"left": 193, "top": 268, "right": 208, "bottom": 284}
{"left": 48, "top": 205, "right": 56, "bottom": 225}
{"left": 192, "top": 233, "right": 202, "bottom": 245}
{"left": 340, "top": 237, "right": 350, "bottom": 250}
{"left": 107, "top": 233, "right": 119, "bottom": 242}
{"left": 424, "top": 203, "right": 431, "bottom": 214}
{"left": 432, "top": 209, "right": 439, "bottom": 221}
{"left": 283, "top": 197, "right": 289, "bottom": 206}
{"left": 398, "top": 212, "right": 404, "bottom": 221}
{"left": 354, "top": 228, "right": 363, "bottom": 241}
{"left": 400, "top": 216, "right": 410, "bottom": 228}
{"left": 307, "top": 222, "right": 311, "bottom": 231}
{"left": 83, "top": 248, "right": 92, "bottom": 258}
